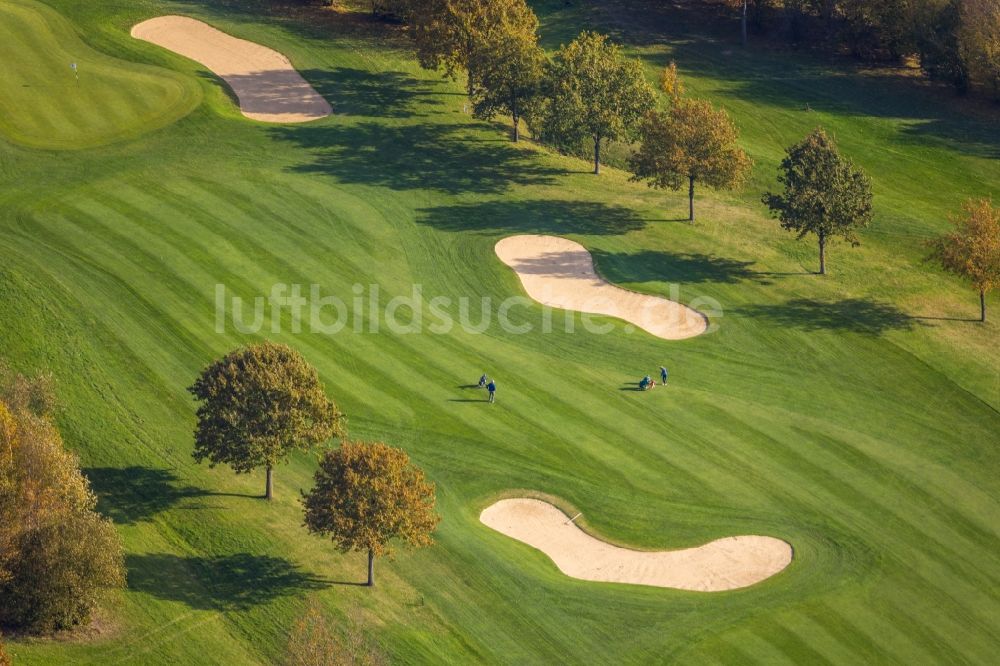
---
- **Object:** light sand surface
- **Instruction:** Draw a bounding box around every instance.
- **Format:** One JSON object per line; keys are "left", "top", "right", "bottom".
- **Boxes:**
{"left": 132, "top": 16, "right": 331, "bottom": 123}
{"left": 495, "top": 235, "right": 708, "bottom": 340}
{"left": 480, "top": 498, "right": 792, "bottom": 591}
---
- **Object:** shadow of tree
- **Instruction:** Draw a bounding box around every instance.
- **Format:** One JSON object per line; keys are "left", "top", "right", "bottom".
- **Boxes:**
{"left": 270, "top": 122, "right": 562, "bottom": 195}
{"left": 591, "top": 249, "right": 763, "bottom": 285}
{"left": 301, "top": 68, "right": 441, "bottom": 118}
{"left": 735, "top": 298, "right": 921, "bottom": 335}
{"left": 126, "top": 553, "right": 328, "bottom": 611}
{"left": 537, "top": 0, "right": 1000, "bottom": 160}
{"left": 415, "top": 199, "right": 646, "bottom": 236}
{"left": 84, "top": 467, "right": 213, "bottom": 525}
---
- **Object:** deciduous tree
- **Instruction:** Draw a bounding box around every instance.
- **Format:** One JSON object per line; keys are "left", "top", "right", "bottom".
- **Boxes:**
{"left": 537, "top": 31, "right": 656, "bottom": 174}
{"left": 763, "top": 128, "right": 873, "bottom": 274}
{"left": 928, "top": 198, "right": 1000, "bottom": 322}
{"left": 630, "top": 74, "right": 752, "bottom": 222}
{"left": 189, "top": 342, "right": 344, "bottom": 500}
{"left": 302, "top": 441, "right": 439, "bottom": 587}
{"left": 408, "top": 0, "right": 538, "bottom": 94}
{"left": 468, "top": 28, "right": 545, "bottom": 141}
{"left": 0, "top": 372, "right": 125, "bottom": 634}
{"left": 958, "top": 0, "right": 1000, "bottom": 99}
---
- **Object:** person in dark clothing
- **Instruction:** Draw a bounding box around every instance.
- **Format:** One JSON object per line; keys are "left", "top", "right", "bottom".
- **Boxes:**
{"left": 487, "top": 380, "right": 496, "bottom": 403}
{"left": 660, "top": 366, "right": 668, "bottom": 385}
{"left": 479, "top": 373, "right": 488, "bottom": 388}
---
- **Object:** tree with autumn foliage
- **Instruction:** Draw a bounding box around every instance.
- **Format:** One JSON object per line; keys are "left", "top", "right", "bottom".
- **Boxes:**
{"left": 407, "top": 0, "right": 539, "bottom": 95}
{"left": 629, "top": 64, "right": 752, "bottom": 222}
{"left": 189, "top": 342, "right": 344, "bottom": 501}
{"left": 536, "top": 31, "right": 656, "bottom": 174}
{"left": 302, "top": 441, "right": 439, "bottom": 587}
{"left": 928, "top": 198, "right": 1000, "bottom": 322}
{"left": 958, "top": 0, "right": 1000, "bottom": 99}
{"left": 468, "top": 25, "right": 546, "bottom": 142}
{"left": 0, "top": 637, "right": 10, "bottom": 666}
{"left": 0, "top": 367, "right": 125, "bottom": 634}
{"left": 763, "top": 128, "right": 873, "bottom": 275}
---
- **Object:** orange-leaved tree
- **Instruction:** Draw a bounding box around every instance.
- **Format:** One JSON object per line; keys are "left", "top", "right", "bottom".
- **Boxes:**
{"left": 0, "top": 368, "right": 125, "bottom": 634}
{"left": 928, "top": 198, "right": 1000, "bottom": 322}
{"left": 302, "top": 441, "right": 439, "bottom": 587}
{"left": 630, "top": 64, "right": 752, "bottom": 222}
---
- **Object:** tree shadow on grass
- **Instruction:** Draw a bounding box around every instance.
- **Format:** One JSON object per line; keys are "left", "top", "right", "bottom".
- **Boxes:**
{"left": 270, "top": 122, "right": 562, "bottom": 195}
{"left": 415, "top": 199, "right": 646, "bottom": 236}
{"left": 591, "top": 250, "right": 764, "bottom": 285}
{"left": 216, "top": 68, "right": 440, "bottom": 119}
{"left": 301, "top": 68, "right": 441, "bottom": 118}
{"left": 83, "top": 467, "right": 224, "bottom": 525}
{"left": 126, "top": 553, "right": 329, "bottom": 611}
{"left": 735, "top": 298, "right": 922, "bottom": 335}
{"left": 561, "top": 0, "right": 1000, "bottom": 160}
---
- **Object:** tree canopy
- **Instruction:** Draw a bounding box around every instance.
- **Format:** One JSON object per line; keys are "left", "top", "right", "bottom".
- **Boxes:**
{"left": 928, "top": 198, "right": 1000, "bottom": 322}
{"left": 762, "top": 128, "right": 873, "bottom": 274}
{"left": 468, "top": 26, "right": 545, "bottom": 142}
{"left": 407, "top": 0, "right": 538, "bottom": 93}
{"left": 536, "top": 31, "right": 656, "bottom": 174}
{"left": 0, "top": 369, "right": 125, "bottom": 634}
{"left": 302, "top": 441, "right": 439, "bottom": 587}
{"left": 630, "top": 66, "right": 752, "bottom": 221}
{"left": 189, "top": 341, "right": 344, "bottom": 500}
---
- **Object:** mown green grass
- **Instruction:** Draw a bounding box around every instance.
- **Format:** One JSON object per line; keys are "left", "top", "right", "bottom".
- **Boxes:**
{"left": 1, "top": 0, "right": 998, "bottom": 664}
{"left": 0, "top": 0, "right": 200, "bottom": 149}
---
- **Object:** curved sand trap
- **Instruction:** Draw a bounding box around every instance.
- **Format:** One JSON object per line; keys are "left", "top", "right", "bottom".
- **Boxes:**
{"left": 132, "top": 16, "right": 331, "bottom": 123}
{"left": 495, "top": 235, "right": 708, "bottom": 340}
{"left": 481, "top": 498, "right": 792, "bottom": 591}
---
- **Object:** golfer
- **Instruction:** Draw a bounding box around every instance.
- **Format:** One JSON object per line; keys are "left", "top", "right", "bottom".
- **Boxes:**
{"left": 487, "top": 379, "right": 496, "bottom": 403}
{"left": 660, "top": 366, "right": 668, "bottom": 384}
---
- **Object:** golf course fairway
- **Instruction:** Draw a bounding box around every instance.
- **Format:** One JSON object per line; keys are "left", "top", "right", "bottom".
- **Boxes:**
{"left": 0, "top": 0, "right": 997, "bottom": 663}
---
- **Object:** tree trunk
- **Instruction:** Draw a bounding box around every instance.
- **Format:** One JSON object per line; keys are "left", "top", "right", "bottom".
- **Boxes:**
{"left": 741, "top": 0, "right": 748, "bottom": 46}
{"left": 818, "top": 232, "right": 827, "bottom": 275}
{"left": 265, "top": 465, "right": 273, "bottom": 500}
{"left": 512, "top": 112, "right": 519, "bottom": 143}
{"left": 367, "top": 550, "right": 375, "bottom": 587}
{"left": 688, "top": 176, "right": 696, "bottom": 222}
{"left": 593, "top": 137, "right": 601, "bottom": 175}
{"left": 981, "top": 290, "right": 987, "bottom": 323}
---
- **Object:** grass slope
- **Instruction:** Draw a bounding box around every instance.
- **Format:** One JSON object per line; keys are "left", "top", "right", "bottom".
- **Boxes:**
{"left": 0, "top": 0, "right": 200, "bottom": 150}
{"left": 1, "top": 0, "right": 998, "bottom": 664}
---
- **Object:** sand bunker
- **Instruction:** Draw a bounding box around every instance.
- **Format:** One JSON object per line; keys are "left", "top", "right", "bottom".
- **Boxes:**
{"left": 481, "top": 498, "right": 792, "bottom": 591}
{"left": 495, "top": 235, "right": 708, "bottom": 340}
{"left": 131, "top": 16, "right": 331, "bottom": 123}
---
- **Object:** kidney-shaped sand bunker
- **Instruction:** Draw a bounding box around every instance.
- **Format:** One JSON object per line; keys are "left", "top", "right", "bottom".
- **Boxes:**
{"left": 132, "top": 16, "right": 331, "bottom": 123}
{"left": 495, "top": 235, "right": 708, "bottom": 340}
{"left": 481, "top": 498, "right": 792, "bottom": 591}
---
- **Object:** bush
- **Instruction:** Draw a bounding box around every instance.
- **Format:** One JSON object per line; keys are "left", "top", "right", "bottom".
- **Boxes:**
{"left": 285, "top": 601, "right": 387, "bottom": 666}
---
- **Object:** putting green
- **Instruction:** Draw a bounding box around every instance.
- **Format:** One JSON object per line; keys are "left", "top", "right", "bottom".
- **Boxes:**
{"left": 0, "top": 0, "right": 200, "bottom": 150}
